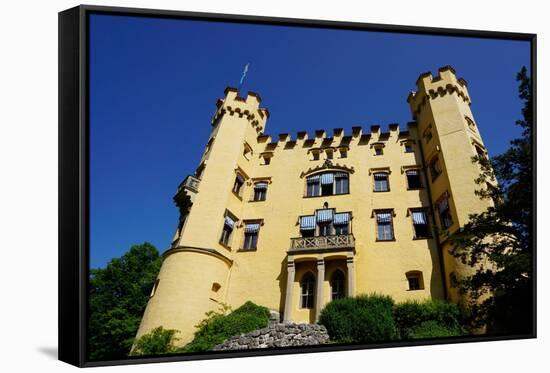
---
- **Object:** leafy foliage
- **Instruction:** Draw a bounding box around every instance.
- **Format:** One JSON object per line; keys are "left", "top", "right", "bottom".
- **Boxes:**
{"left": 448, "top": 66, "right": 533, "bottom": 334}
{"left": 319, "top": 294, "right": 396, "bottom": 343}
{"left": 88, "top": 243, "right": 162, "bottom": 360}
{"left": 180, "top": 301, "right": 270, "bottom": 352}
{"left": 408, "top": 321, "right": 464, "bottom": 339}
{"left": 130, "top": 327, "right": 179, "bottom": 356}
{"left": 394, "top": 299, "right": 465, "bottom": 339}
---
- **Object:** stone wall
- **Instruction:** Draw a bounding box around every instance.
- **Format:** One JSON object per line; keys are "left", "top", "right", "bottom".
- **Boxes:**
{"left": 213, "top": 323, "right": 330, "bottom": 350}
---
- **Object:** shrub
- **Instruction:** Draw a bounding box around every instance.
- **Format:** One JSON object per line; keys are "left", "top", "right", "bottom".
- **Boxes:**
{"left": 319, "top": 294, "right": 397, "bottom": 344}
{"left": 130, "top": 326, "right": 179, "bottom": 356}
{"left": 393, "top": 299, "right": 465, "bottom": 339}
{"left": 408, "top": 321, "right": 465, "bottom": 339}
{"left": 181, "top": 301, "right": 270, "bottom": 352}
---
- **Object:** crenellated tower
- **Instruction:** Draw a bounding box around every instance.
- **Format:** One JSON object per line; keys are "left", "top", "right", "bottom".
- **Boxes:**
{"left": 134, "top": 88, "right": 269, "bottom": 345}
{"left": 407, "top": 66, "right": 494, "bottom": 304}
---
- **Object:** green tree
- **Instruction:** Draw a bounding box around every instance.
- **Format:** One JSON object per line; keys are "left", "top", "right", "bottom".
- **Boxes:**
{"left": 393, "top": 299, "right": 465, "bottom": 339}
{"left": 448, "top": 67, "right": 533, "bottom": 334}
{"left": 129, "top": 326, "right": 179, "bottom": 356}
{"left": 88, "top": 242, "right": 162, "bottom": 360}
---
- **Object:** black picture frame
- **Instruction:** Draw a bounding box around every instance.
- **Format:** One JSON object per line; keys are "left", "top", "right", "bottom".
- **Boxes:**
{"left": 59, "top": 4, "right": 537, "bottom": 368}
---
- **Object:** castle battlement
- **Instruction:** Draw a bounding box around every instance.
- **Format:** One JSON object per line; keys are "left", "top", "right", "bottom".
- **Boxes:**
{"left": 407, "top": 65, "right": 471, "bottom": 119}
{"left": 256, "top": 122, "right": 416, "bottom": 153}
{"left": 212, "top": 87, "right": 270, "bottom": 131}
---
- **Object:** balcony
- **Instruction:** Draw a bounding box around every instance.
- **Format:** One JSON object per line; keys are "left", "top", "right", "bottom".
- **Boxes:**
{"left": 174, "top": 175, "right": 200, "bottom": 209}
{"left": 289, "top": 234, "right": 355, "bottom": 253}
{"left": 176, "top": 175, "right": 200, "bottom": 195}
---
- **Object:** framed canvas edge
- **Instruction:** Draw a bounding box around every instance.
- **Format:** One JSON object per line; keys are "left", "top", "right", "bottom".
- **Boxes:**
{"left": 58, "top": 4, "right": 538, "bottom": 368}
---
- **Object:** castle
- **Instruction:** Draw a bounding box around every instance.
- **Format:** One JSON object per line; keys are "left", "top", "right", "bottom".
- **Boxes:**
{"left": 134, "top": 66, "right": 495, "bottom": 346}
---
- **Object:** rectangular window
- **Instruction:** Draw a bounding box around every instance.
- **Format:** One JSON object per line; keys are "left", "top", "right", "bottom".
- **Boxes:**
{"left": 316, "top": 209, "right": 334, "bottom": 236}
{"left": 373, "top": 172, "right": 389, "bottom": 192}
{"left": 404, "top": 143, "right": 414, "bottom": 153}
{"left": 475, "top": 144, "right": 486, "bottom": 157}
{"left": 437, "top": 194, "right": 453, "bottom": 229}
{"left": 220, "top": 215, "right": 235, "bottom": 247}
{"left": 320, "top": 173, "right": 335, "bottom": 196}
{"left": 411, "top": 209, "right": 430, "bottom": 238}
{"left": 376, "top": 211, "right": 394, "bottom": 241}
{"left": 253, "top": 182, "right": 268, "bottom": 201}
{"left": 300, "top": 215, "right": 316, "bottom": 237}
{"left": 301, "top": 275, "right": 315, "bottom": 309}
{"left": 424, "top": 129, "right": 433, "bottom": 143}
{"left": 243, "top": 143, "right": 252, "bottom": 160}
{"left": 321, "top": 184, "right": 333, "bottom": 196}
{"left": 334, "top": 224, "right": 349, "bottom": 235}
{"left": 408, "top": 276, "right": 421, "bottom": 290}
{"left": 429, "top": 156, "right": 442, "bottom": 182}
{"left": 232, "top": 174, "right": 244, "bottom": 196}
{"left": 253, "top": 188, "right": 266, "bottom": 201}
{"left": 318, "top": 223, "right": 332, "bottom": 236}
{"left": 335, "top": 173, "right": 349, "bottom": 194}
{"left": 406, "top": 169, "right": 422, "bottom": 189}
{"left": 326, "top": 149, "right": 334, "bottom": 160}
{"left": 301, "top": 229, "right": 315, "bottom": 238}
{"left": 340, "top": 149, "right": 348, "bottom": 158}
{"left": 149, "top": 279, "right": 160, "bottom": 297}
{"left": 374, "top": 146, "right": 383, "bottom": 156}
{"left": 243, "top": 223, "right": 260, "bottom": 250}
{"left": 333, "top": 212, "right": 350, "bottom": 235}
{"left": 306, "top": 175, "right": 321, "bottom": 197}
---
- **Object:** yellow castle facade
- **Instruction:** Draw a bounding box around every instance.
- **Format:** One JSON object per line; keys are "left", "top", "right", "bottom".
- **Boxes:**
{"left": 135, "top": 66, "right": 494, "bottom": 346}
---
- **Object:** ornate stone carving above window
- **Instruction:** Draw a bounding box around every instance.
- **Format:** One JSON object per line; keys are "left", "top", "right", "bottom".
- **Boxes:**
{"left": 300, "top": 161, "right": 355, "bottom": 178}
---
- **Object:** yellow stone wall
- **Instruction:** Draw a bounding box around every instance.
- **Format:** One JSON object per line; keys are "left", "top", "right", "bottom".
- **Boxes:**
{"left": 135, "top": 66, "right": 490, "bottom": 347}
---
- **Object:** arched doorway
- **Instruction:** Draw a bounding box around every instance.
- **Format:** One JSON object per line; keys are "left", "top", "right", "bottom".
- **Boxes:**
{"left": 330, "top": 269, "right": 346, "bottom": 300}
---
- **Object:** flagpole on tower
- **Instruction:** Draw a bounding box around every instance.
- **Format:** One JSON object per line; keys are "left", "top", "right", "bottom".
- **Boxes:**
{"left": 238, "top": 63, "right": 250, "bottom": 95}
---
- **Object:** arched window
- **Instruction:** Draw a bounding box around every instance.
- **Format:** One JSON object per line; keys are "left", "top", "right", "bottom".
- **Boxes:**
{"left": 406, "top": 271, "right": 424, "bottom": 291}
{"left": 330, "top": 270, "right": 345, "bottom": 300}
{"left": 300, "top": 272, "right": 315, "bottom": 309}
{"left": 306, "top": 172, "right": 349, "bottom": 197}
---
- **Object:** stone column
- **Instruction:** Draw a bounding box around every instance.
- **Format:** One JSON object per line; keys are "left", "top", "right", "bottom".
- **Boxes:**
{"left": 346, "top": 256, "right": 355, "bottom": 297}
{"left": 315, "top": 258, "right": 325, "bottom": 321}
{"left": 283, "top": 259, "right": 295, "bottom": 322}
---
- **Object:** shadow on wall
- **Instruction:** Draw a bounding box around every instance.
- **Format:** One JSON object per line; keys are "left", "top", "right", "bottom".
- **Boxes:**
{"left": 276, "top": 257, "right": 288, "bottom": 322}
{"left": 413, "top": 133, "right": 446, "bottom": 300}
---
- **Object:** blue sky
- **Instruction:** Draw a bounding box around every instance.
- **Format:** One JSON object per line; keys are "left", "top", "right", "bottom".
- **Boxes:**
{"left": 89, "top": 14, "right": 530, "bottom": 269}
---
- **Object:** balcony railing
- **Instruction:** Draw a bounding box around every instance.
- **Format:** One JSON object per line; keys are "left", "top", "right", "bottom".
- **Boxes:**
{"left": 289, "top": 234, "right": 355, "bottom": 252}
{"left": 176, "top": 175, "right": 200, "bottom": 196}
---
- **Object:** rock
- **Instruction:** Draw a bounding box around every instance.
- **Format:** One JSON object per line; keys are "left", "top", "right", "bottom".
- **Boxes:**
{"left": 269, "top": 310, "right": 281, "bottom": 324}
{"left": 213, "top": 323, "right": 331, "bottom": 351}
{"left": 250, "top": 329, "right": 261, "bottom": 337}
